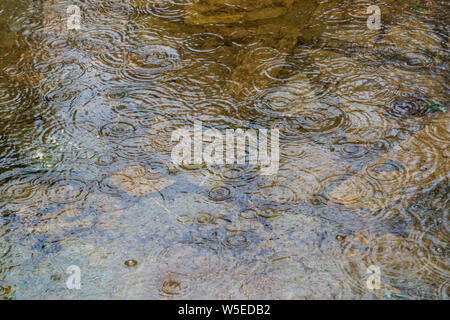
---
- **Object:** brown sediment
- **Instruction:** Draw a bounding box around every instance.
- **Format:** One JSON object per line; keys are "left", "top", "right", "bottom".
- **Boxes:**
{"left": 329, "top": 113, "right": 449, "bottom": 212}
{"left": 105, "top": 163, "right": 175, "bottom": 196}
{"left": 185, "top": 0, "right": 295, "bottom": 26}
{"left": 184, "top": 0, "right": 318, "bottom": 99}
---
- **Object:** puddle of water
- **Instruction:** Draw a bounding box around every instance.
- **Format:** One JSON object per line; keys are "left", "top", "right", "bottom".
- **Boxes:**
{"left": 0, "top": 0, "right": 448, "bottom": 299}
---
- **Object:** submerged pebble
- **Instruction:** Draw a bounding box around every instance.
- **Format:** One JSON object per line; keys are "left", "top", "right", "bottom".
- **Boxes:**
{"left": 124, "top": 259, "right": 138, "bottom": 268}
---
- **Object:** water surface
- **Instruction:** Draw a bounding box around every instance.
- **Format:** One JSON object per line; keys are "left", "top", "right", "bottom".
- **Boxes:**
{"left": 0, "top": 0, "right": 448, "bottom": 299}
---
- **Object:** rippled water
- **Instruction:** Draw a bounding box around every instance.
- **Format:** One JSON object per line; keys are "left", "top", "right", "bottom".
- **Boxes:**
{"left": 0, "top": 0, "right": 448, "bottom": 299}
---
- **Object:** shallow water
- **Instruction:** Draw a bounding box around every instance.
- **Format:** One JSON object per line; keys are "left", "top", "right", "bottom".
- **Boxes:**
{"left": 0, "top": 0, "right": 448, "bottom": 299}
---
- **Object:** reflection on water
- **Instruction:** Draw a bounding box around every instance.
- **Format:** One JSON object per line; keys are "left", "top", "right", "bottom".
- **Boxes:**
{"left": 0, "top": 0, "right": 448, "bottom": 299}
